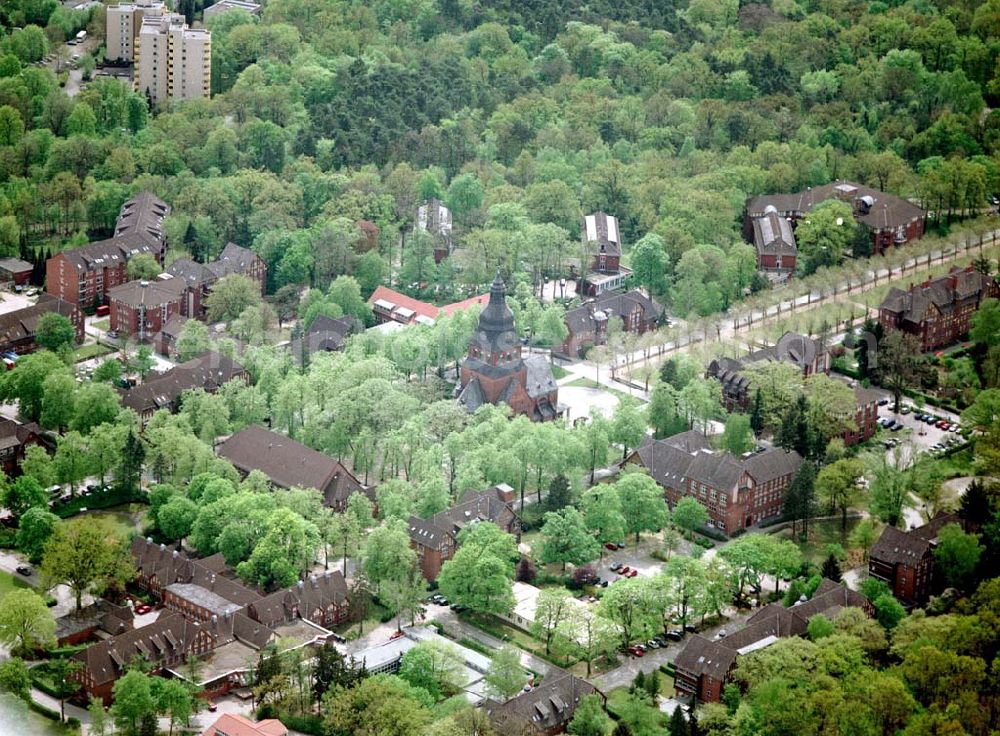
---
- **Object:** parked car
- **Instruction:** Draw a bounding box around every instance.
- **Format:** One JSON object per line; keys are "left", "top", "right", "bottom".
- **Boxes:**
{"left": 628, "top": 646, "right": 645, "bottom": 657}
{"left": 877, "top": 398, "right": 889, "bottom": 406}
{"left": 900, "top": 406, "right": 911, "bottom": 414}
{"left": 665, "top": 630, "right": 683, "bottom": 641}
{"left": 618, "top": 565, "right": 631, "bottom": 575}
{"left": 626, "top": 569, "right": 638, "bottom": 578}
{"left": 389, "top": 630, "right": 404, "bottom": 641}
{"left": 604, "top": 542, "right": 618, "bottom": 551}
{"left": 684, "top": 624, "right": 698, "bottom": 633}
{"left": 15, "top": 565, "right": 31, "bottom": 576}
{"left": 891, "top": 424, "right": 903, "bottom": 432}
{"left": 609, "top": 562, "right": 623, "bottom": 572}
{"left": 646, "top": 639, "right": 660, "bottom": 649}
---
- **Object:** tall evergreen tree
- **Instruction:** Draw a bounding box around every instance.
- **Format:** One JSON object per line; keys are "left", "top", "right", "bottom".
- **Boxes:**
{"left": 783, "top": 462, "right": 817, "bottom": 537}
{"left": 668, "top": 705, "right": 688, "bottom": 736}
{"left": 750, "top": 388, "right": 764, "bottom": 435}
{"left": 821, "top": 553, "right": 842, "bottom": 582}
{"left": 778, "top": 395, "right": 812, "bottom": 457}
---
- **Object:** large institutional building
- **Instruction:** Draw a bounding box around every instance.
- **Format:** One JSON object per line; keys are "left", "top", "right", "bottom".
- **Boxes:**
{"left": 456, "top": 273, "right": 564, "bottom": 421}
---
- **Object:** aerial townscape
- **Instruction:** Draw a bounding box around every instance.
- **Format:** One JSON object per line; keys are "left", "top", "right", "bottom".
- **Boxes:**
{"left": 0, "top": 1, "right": 999, "bottom": 735}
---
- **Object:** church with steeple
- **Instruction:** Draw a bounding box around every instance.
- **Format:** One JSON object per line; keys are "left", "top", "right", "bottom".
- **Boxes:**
{"left": 457, "top": 273, "right": 565, "bottom": 422}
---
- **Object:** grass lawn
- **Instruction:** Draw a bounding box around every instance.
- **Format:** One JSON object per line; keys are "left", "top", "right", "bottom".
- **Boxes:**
{"left": 550, "top": 364, "right": 571, "bottom": 380}
{"left": 91, "top": 318, "right": 109, "bottom": 331}
{"left": 73, "top": 342, "right": 114, "bottom": 362}
{"left": 936, "top": 446, "right": 975, "bottom": 479}
{"left": 566, "top": 377, "right": 601, "bottom": 389}
{"left": 0, "top": 569, "right": 31, "bottom": 602}
{"left": 777, "top": 517, "right": 861, "bottom": 566}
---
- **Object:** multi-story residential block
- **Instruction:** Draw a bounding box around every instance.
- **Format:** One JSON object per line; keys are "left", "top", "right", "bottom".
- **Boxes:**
{"left": 628, "top": 430, "right": 803, "bottom": 535}
{"left": 674, "top": 579, "right": 871, "bottom": 702}
{"left": 869, "top": 513, "right": 962, "bottom": 606}
{"left": 106, "top": 1, "right": 166, "bottom": 62}
{"left": 579, "top": 211, "right": 631, "bottom": 296}
{"left": 745, "top": 180, "right": 925, "bottom": 255}
{"left": 560, "top": 289, "right": 662, "bottom": 357}
{"left": 46, "top": 234, "right": 159, "bottom": 309}
{"left": 408, "top": 484, "right": 520, "bottom": 581}
{"left": 879, "top": 265, "right": 999, "bottom": 352}
{"left": 416, "top": 198, "right": 453, "bottom": 263}
{"left": 135, "top": 13, "right": 211, "bottom": 106}
{"left": 114, "top": 191, "right": 170, "bottom": 261}
{"left": 751, "top": 207, "right": 797, "bottom": 282}
{"left": 46, "top": 192, "right": 169, "bottom": 308}
{"left": 0, "top": 294, "right": 84, "bottom": 354}
{"left": 108, "top": 276, "right": 187, "bottom": 340}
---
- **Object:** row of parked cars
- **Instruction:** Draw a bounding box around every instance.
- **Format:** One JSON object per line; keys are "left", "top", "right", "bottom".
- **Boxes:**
{"left": 609, "top": 562, "right": 638, "bottom": 579}
{"left": 428, "top": 593, "right": 466, "bottom": 613}
{"left": 48, "top": 483, "right": 113, "bottom": 507}
{"left": 627, "top": 625, "right": 698, "bottom": 657}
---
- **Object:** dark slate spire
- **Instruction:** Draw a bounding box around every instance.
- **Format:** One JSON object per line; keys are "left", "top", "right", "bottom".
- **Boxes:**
{"left": 470, "top": 271, "right": 520, "bottom": 358}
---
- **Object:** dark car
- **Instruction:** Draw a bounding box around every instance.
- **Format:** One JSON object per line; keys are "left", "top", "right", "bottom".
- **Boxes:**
{"left": 684, "top": 624, "right": 698, "bottom": 633}
{"left": 877, "top": 398, "right": 889, "bottom": 406}
{"left": 604, "top": 542, "right": 618, "bottom": 551}
{"left": 15, "top": 565, "right": 31, "bottom": 576}
{"left": 891, "top": 424, "right": 903, "bottom": 432}
{"left": 665, "top": 630, "right": 683, "bottom": 641}
{"left": 616, "top": 542, "right": 625, "bottom": 549}
{"left": 610, "top": 562, "right": 623, "bottom": 572}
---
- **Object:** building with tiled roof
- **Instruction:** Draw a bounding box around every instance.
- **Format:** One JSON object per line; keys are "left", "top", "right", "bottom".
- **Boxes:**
{"left": 120, "top": 351, "right": 247, "bottom": 423}
{"left": 368, "top": 285, "right": 489, "bottom": 326}
{"left": 0, "top": 294, "right": 83, "bottom": 356}
{"left": 408, "top": 484, "right": 520, "bottom": 580}
{"left": 114, "top": 191, "right": 170, "bottom": 261}
{"left": 879, "top": 265, "right": 999, "bottom": 352}
{"left": 674, "top": 579, "right": 870, "bottom": 702}
{"left": 627, "top": 430, "right": 802, "bottom": 535}
{"left": 483, "top": 669, "right": 603, "bottom": 735}
{"left": 216, "top": 425, "right": 369, "bottom": 511}
{"left": 202, "top": 714, "right": 287, "bottom": 736}
{"left": 561, "top": 289, "right": 662, "bottom": 357}
{"left": 206, "top": 242, "right": 267, "bottom": 295}
{"left": 745, "top": 180, "right": 925, "bottom": 255}
{"left": 289, "top": 314, "right": 360, "bottom": 364}
{"left": 579, "top": 211, "right": 631, "bottom": 296}
{"left": 107, "top": 275, "right": 188, "bottom": 341}
{"left": 751, "top": 208, "right": 797, "bottom": 282}
{"left": 72, "top": 538, "right": 350, "bottom": 704}
{"left": 869, "top": 513, "right": 962, "bottom": 606}
{"left": 456, "top": 274, "right": 564, "bottom": 422}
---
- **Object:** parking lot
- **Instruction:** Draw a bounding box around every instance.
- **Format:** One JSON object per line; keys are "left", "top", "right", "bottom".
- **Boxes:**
{"left": 867, "top": 390, "right": 965, "bottom": 462}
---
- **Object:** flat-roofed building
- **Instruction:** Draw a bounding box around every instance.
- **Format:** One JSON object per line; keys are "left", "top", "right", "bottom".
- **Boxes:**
{"left": 106, "top": 1, "right": 165, "bottom": 62}
{"left": 203, "top": 0, "right": 261, "bottom": 18}
{"left": 135, "top": 13, "right": 211, "bottom": 105}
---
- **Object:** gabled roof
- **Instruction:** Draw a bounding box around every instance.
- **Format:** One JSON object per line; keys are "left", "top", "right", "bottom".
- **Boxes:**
{"left": 870, "top": 513, "right": 961, "bottom": 566}
{"left": 167, "top": 258, "right": 217, "bottom": 288}
{"left": 752, "top": 211, "right": 797, "bottom": 259}
{"left": 54, "top": 232, "right": 157, "bottom": 272}
{"left": 564, "top": 289, "right": 663, "bottom": 336}
{"left": 484, "top": 670, "right": 598, "bottom": 733}
{"left": 409, "top": 485, "right": 516, "bottom": 549}
{"left": 207, "top": 243, "right": 262, "bottom": 279}
{"left": 217, "top": 426, "right": 363, "bottom": 506}
{"left": 747, "top": 180, "right": 924, "bottom": 232}
{"left": 114, "top": 191, "right": 169, "bottom": 248}
{"left": 249, "top": 572, "right": 348, "bottom": 628}
{"left": 120, "top": 351, "right": 245, "bottom": 415}
{"left": 879, "top": 267, "right": 996, "bottom": 322}
{"left": 582, "top": 212, "right": 622, "bottom": 256}
{"left": 107, "top": 276, "right": 187, "bottom": 309}
{"left": 524, "top": 355, "right": 557, "bottom": 400}
{"left": 202, "top": 713, "right": 288, "bottom": 736}
{"left": 0, "top": 294, "right": 78, "bottom": 346}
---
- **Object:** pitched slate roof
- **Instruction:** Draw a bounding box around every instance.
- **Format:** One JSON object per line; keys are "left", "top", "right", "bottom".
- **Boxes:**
{"left": 752, "top": 210, "right": 797, "bottom": 259}
{"left": 216, "top": 425, "right": 364, "bottom": 507}
{"left": 248, "top": 572, "right": 348, "bottom": 628}
{"left": 131, "top": 538, "right": 260, "bottom": 607}
{"left": 114, "top": 191, "right": 169, "bottom": 248}
{"left": 582, "top": 211, "right": 622, "bottom": 256}
{"left": 408, "top": 485, "right": 517, "bottom": 549}
{"left": 0, "top": 295, "right": 78, "bottom": 349}
{"left": 55, "top": 598, "right": 134, "bottom": 641}
{"left": 564, "top": 289, "right": 663, "bottom": 336}
{"left": 484, "top": 670, "right": 599, "bottom": 734}
{"left": 166, "top": 257, "right": 217, "bottom": 288}
{"left": 56, "top": 232, "right": 157, "bottom": 272}
{"left": 120, "top": 351, "right": 246, "bottom": 415}
{"left": 634, "top": 431, "right": 802, "bottom": 493}
{"left": 676, "top": 579, "right": 868, "bottom": 680}
{"left": 207, "top": 242, "right": 262, "bottom": 279}
{"left": 879, "top": 267, "right": 996, "bottom": 322}
{"left": 870, "top": 513, "right": 961, "bottom": 566}
{"left": 107, "top": 276, "right": 187, "bottom": 309}
{"left": 747, "top": 180, "right": 924, "bottom": 232}
{"left": 0, "top": 417, "right": 42, "bottom": 453}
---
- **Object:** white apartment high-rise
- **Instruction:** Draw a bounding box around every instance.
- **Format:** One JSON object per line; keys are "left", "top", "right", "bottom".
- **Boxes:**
{"left": 135, "top": 13, "right": 212, "bottom": 106}
{"left": 106, "top": 1, "right": 165, "bottom": 62}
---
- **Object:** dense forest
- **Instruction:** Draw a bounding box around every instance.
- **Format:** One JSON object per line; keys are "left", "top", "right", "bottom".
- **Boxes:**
{"left": 1, "top": 0, "right": 999, "bottom": 315}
